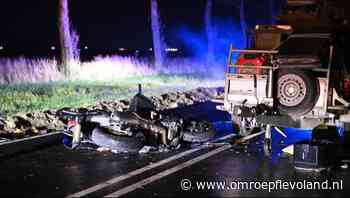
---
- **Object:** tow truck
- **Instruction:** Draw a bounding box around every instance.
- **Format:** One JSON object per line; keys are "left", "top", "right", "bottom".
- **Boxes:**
{"left": 220, "top": 25, "right": 350, "bottom": 156}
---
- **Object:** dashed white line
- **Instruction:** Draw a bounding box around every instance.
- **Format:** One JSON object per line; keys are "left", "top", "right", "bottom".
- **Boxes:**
{"left": 105, "top": 145, "right": 232, "bottom": 198}
{"left": 67, "top": 146, "right": 204, "bottom": 197}
{"left": 67, "top": 133, "right": 235, "bottom": 198}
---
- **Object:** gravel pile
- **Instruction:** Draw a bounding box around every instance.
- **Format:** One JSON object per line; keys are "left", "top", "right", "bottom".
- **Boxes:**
{"left": 0, "top": 87, "right": 224, "bottom": 140}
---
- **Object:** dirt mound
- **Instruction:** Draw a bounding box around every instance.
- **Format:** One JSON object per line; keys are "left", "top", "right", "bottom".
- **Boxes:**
{"left": 0, "top": 87, "right": 224, "bottom": 140}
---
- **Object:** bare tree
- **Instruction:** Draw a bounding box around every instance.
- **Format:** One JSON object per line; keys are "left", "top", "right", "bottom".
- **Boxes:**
{"left": 268, "top": 0, "right": 275, "bottom": 24}
{"left": 240, "top": 0, "right": 247, "bottom": 48}
{"left": 205, "top": 0, "right": 214, "bottom": 65}
{"left": 150, "top": 0, "right": 165, "bottom": 71}
{"left": 58, "top": 0, "right": 75, "bottom": 76}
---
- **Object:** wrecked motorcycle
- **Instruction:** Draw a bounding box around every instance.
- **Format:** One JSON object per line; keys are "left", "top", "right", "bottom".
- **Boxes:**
{"left": 57, "top": 87, "right": 216, "bottom": 153}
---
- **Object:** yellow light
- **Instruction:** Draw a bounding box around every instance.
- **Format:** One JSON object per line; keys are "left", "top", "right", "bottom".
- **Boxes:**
{"left": 276, "top": 25, "right": 292, "bottom": 30}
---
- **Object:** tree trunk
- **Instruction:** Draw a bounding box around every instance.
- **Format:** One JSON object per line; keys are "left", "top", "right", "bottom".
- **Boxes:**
{"left": 240, "top": 0, "right": 247, "bottom": 48}
{"left": 58, "top": 0, "right": 74, "bottom": 76}
{"left": 150, "top": 0, "right": 165, "bottom": 71}
{"left": 205, "top": 0, "right": 214, "bottom": 66}
{"left": 268, "top": 0, "right": 275, "bottom": 24}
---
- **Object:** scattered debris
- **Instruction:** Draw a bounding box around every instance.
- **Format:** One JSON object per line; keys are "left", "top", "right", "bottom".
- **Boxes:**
{"left": 139, "top": 146, "right": 157, "bottom": 154}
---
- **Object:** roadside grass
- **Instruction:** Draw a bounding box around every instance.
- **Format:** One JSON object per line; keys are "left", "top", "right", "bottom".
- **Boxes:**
{"left": 0, "top": 74, "right": 222, "bottom": 116}
{"left": 0, "top": 56, "right": 224, "bottom": 116}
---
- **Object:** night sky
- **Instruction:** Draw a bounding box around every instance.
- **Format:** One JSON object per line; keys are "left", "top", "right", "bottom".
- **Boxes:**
{"left": 0, "top": 0, "right": 286, "bottom": 59}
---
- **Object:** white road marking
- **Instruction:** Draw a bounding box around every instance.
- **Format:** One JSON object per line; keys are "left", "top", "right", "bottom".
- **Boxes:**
{"left": 67, "top": 133, "right": 235, "bottom": 198}
{"left": 105, "top": 144, "right": 232, "bottom": 198}
{"left": 209, "top": 133, "right": 236, "bottom": 143}
{"left": 67, "top": 147, "right": 204, "bottom": 197}
{"left": 0, "top": 132, "right": 62, "bottom": 146}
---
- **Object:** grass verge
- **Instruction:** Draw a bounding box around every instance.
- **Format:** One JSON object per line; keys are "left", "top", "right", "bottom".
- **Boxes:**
{"left": 0, "top": 74, "right": 222, "bottom": 116}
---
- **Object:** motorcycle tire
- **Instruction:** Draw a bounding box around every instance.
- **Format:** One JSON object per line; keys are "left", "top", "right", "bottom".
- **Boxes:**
{"left": 91, "top": 127, "right": 145, "bottom": 153}
{"left": 182, "top": 120, "right": 216, "bottom": 143}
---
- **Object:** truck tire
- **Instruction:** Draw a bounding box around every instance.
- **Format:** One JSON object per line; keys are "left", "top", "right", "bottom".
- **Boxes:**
{"left": 276, "top": 69, "right": 319, "bottom": 116}
{"left": 91, "top": 127, "right": 145, "bottom": 153}
{"left": 183, "top": 120, "right": 216, "bottom": 143}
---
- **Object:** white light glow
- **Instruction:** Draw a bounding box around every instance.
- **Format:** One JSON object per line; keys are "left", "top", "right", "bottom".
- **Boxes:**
{"left": 165, "top": 48, "right": 178, "bottom": 52}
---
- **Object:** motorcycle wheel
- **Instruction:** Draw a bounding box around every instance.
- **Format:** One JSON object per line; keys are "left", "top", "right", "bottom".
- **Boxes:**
{"left": 182, "top": 120, "right": 216, "bottom": 143}
{"left": 91, "top": 127, "right": 145, "bottom": 153}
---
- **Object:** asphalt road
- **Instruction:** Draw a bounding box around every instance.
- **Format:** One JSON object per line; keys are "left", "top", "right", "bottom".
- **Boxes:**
{"left": 0, "top": 102, "right": 350, "bottom": 197}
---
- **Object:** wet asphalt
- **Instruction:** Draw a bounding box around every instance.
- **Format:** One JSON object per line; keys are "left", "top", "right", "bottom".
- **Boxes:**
{"left": 0, "top": 101, "right": 350, "bottom": 197}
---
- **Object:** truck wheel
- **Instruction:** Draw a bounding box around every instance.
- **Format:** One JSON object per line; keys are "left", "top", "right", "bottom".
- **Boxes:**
{"left": 183, "top": 120, "right": 216, "bottom": 143}
{"left": 276, "top": 69, "right": 319, "bottom": 116}
{"left": 91, "top": 127, "right": 145, "bottom": 153}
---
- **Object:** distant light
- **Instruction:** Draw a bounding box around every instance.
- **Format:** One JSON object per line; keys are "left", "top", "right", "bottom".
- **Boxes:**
{"left": 118, "top": 48, "right": 126, "bottom": 52}
{"left": 255, "top": 25, "right": 293, "bottom": 31}
{"left": 0, "top": 46, "right": 3, "bottom": 50}
{"left": 276, "top": 25, "right": 293, "bottom": 31}
{"left": 50, "top": 46, "right": 56, "bottom": 50}
{"left": 165, "top": 48, "right": 178, "bottom": 52}
{"left": 84, "top": 46, "right": 88, "bottom": 50}
{"left": 149, "top": 48, "right": 153, "bottom": 51}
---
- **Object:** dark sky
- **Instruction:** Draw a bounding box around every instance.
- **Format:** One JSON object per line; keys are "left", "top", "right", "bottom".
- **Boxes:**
{"left": 0, "top": 0, "right": 285, "bottom": 58}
